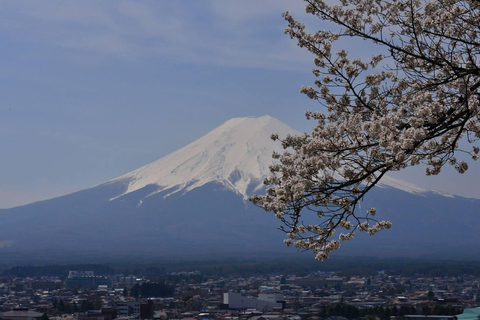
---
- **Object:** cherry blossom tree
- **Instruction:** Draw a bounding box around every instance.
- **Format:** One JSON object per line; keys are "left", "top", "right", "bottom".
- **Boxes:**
{"left": 251, "top": 0, "right": 480, "bottom": 261}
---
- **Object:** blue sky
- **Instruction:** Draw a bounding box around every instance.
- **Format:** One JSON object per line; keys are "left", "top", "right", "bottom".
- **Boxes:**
{"left": 0, "top": 1, "right": 478, "bottom": 208}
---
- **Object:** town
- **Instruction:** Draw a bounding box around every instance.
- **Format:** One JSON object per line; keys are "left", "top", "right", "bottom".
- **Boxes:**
{"left": 0, "top": 262, "right": 479, "bottom": 320}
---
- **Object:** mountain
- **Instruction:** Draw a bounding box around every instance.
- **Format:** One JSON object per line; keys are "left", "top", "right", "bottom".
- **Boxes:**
{"left": 0, "top": 115, "right": 479, "bottom": 264}
{"left": 109, "top": 115, "right": 299, "bottom": 201}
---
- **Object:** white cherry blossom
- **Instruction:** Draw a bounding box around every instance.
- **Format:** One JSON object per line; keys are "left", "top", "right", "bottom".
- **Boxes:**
{"left": 251, "top": 0, "right": 480, "bottom": 261}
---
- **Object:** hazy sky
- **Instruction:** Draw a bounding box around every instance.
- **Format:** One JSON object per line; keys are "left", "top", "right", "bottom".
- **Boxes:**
{"left": 1, "top": 1, "right": 478, "bottom": 208}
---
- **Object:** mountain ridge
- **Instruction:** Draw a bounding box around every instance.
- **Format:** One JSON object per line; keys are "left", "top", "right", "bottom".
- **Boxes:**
{"left": 105, "top": 115, "right": 444, "bottom": 203}
{"left": 108, "top": 115, "right": 299, "bottom": 201}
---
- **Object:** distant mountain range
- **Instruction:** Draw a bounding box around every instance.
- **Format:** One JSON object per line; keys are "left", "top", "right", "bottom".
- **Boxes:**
{"left": 0, "top": 115, "right": 479, "bottom": 265}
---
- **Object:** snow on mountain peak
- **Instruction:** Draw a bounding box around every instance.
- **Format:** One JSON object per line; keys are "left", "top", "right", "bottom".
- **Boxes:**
{"left": 111, "top": 115, "right": 299, "bottom": 200}
{"left": 376, "top": 175, "right": 427, "bottom": 194}
{"left": 110, "top": 115, "right": 432, "bottom": 202}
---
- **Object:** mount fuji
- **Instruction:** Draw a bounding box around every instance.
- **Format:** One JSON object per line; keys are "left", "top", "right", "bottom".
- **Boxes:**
{"left": 0, "top": 115, "right": 479, "bottom": 264}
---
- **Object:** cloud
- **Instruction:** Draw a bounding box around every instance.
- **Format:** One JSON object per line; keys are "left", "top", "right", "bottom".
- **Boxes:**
{"left": 210, "top": 0, "right": 306, "bottom": 22}
{"left": 0, "top": 1, "right": 312, "bottom": 69}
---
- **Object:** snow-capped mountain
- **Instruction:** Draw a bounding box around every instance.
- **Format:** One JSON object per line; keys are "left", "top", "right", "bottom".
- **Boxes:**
{"left": 109, "top": 115, "right": 430, "bottom": 201}
{"left": 110, "top": 115, "right": 299, "bottom": 201}
{"left": 0, "top": 115, "right": 478, "bottom": 264}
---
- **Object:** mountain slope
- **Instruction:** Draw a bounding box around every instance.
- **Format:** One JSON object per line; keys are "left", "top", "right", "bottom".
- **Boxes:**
{"left": 110, "top": 115, "right": 299, "bottom": 201}
{"left": 108, "top": 115, "right": 428, "bottom": 201}
{"left": 0, "top": 115, "right": 478, "bottom": 264}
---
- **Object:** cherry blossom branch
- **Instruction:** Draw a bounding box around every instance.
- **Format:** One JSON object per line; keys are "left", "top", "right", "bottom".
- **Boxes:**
{"left": 251, "top": 0, "right": 480, "bottom": 261}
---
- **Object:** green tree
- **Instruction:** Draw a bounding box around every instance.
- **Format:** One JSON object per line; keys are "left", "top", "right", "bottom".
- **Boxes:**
{"left": 131, "top": 283, "right": 140, "bottom": 298}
